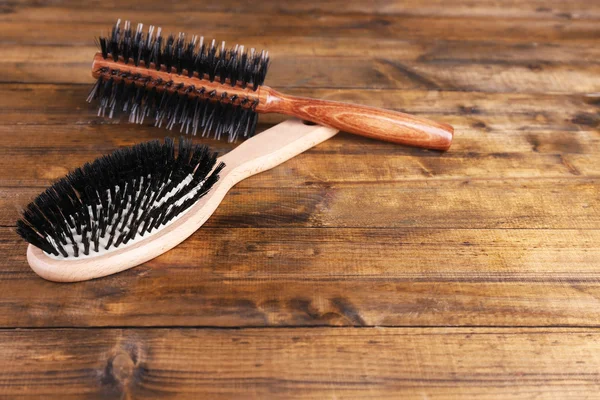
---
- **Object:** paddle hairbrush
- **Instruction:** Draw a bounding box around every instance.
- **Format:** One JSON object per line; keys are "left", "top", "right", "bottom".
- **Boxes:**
{"left": 18, "top": 119, "right": 338, "bottom": 282}
{"left": 87, "top": 20, "right": 453, "bottom": 150}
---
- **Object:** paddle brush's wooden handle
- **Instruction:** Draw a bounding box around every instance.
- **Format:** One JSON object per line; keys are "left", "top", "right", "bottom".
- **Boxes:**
{"left": 259, "top": 88, "right": 454, "bottom": 151}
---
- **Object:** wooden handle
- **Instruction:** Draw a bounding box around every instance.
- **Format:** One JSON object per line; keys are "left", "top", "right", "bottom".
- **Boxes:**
{"left": 258, "top": 88, "right": 453, "bottom": 151}
{"left": 27, "top": 120, "right": 339, "bottom": 282}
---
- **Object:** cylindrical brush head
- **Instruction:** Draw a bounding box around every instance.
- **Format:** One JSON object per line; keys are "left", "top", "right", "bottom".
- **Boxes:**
{"left": 88, "top": 19, "right": 270, "bottom": 141}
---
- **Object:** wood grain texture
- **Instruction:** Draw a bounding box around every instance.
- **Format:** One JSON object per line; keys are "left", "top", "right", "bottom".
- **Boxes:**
{"left": 1, "top": 226, "right": 600, "bottom": 327}
{"left": 263, "top": 87, "right": 453, "bottom": 149}
{"left": 2, "top": 8, "right": 599, "bottom": 45}
{"left": 8, "top": 0, "right": 600, "bottom": 19}
{"left": 6, "top": 51, "right": 600, "bottom": 94}
{"left": 1, "top": 328, "right": 599, "bottom": 399}
{"left": 1, "top": 0, "right": 600, "bottom": 397}
{"left": 3, "top": 179, "right": 600, "bottom": 229}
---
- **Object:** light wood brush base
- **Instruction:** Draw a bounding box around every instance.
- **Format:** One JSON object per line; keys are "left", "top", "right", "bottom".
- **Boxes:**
{"left": 27, "top": 119, "right": 339, "bottom": 282}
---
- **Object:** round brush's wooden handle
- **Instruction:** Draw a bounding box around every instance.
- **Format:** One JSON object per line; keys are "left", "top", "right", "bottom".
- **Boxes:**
{"left": 258, "top": 88, "right": 453, "bottom": 151}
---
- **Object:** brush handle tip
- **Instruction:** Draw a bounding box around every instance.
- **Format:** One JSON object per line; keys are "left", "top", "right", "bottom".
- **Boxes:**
{"left": 260, "top": 88, "right": 454, "bottom": 151}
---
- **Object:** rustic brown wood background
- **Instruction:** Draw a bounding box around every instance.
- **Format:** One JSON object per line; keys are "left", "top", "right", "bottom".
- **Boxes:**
{"left": 1, "top": 0, "right": 600, "bottom": 398}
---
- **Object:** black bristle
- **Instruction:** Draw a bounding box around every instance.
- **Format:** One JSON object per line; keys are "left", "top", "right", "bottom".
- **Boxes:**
{"left": 88, "top": 20, "right": 270, "bottom": 142}
{"left": 16, "top": 138, "right": 225, "bottom": 259}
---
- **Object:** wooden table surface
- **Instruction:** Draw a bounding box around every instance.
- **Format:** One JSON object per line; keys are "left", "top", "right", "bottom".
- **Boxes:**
{"left": 1, "top": 0, "right": 600, "bottom": 398}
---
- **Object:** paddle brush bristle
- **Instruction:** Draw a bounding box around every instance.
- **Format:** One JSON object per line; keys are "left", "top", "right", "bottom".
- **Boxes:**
{"left": 16, "top": 138, "right": 225, "bottom": 259}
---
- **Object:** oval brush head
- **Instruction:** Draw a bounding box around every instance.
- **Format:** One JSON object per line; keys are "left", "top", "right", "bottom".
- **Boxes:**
{"left": 87, "top": 19, "right": 269, "bottom": 141}
{"left": 17, "top": 137, "right": 224, "bottom": 259}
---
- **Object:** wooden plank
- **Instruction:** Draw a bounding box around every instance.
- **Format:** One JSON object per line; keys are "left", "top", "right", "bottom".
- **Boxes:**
{"left": 8, "top": 0, "right": 600, "bottom": 19}
{"left": 3, "top": 177, "right": 600, "bottom": 228}
{"left": 2, "top": 87, "right": 599, "bottom": 149}
{"left": 1, "top": 9, "right": 599, "bottom": 45}
{"left": 1, "top": 107, "right": 599, "bottom": 184}
{"left": 2, "top": 86, "right": 599, "bottom": 156}
{"left": 0, "top": 327, "right": 599, "bottom": 398}
{"left": 3, "top": 49, "right": 600, "bottom": 93}
{"left": 4, "top": 37, "right": 600, "bottom": 62}
{"left": 2, "top": 227, "right": 600, "bottom": 327}
{"left": 2, "top": 85, "right": 599, "bottom": 132}
{"left": 0, "top": 120, "right": 597, "bottom": 158}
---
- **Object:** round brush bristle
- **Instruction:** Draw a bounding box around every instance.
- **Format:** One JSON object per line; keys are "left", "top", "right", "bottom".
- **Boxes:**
{"left": 88, "top": 19, "right": 270, "bottom": 141}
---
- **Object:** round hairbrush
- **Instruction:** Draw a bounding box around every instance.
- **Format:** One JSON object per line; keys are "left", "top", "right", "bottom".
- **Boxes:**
{"left": 87, "top": 20, "right": 453, "bottom": 150}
